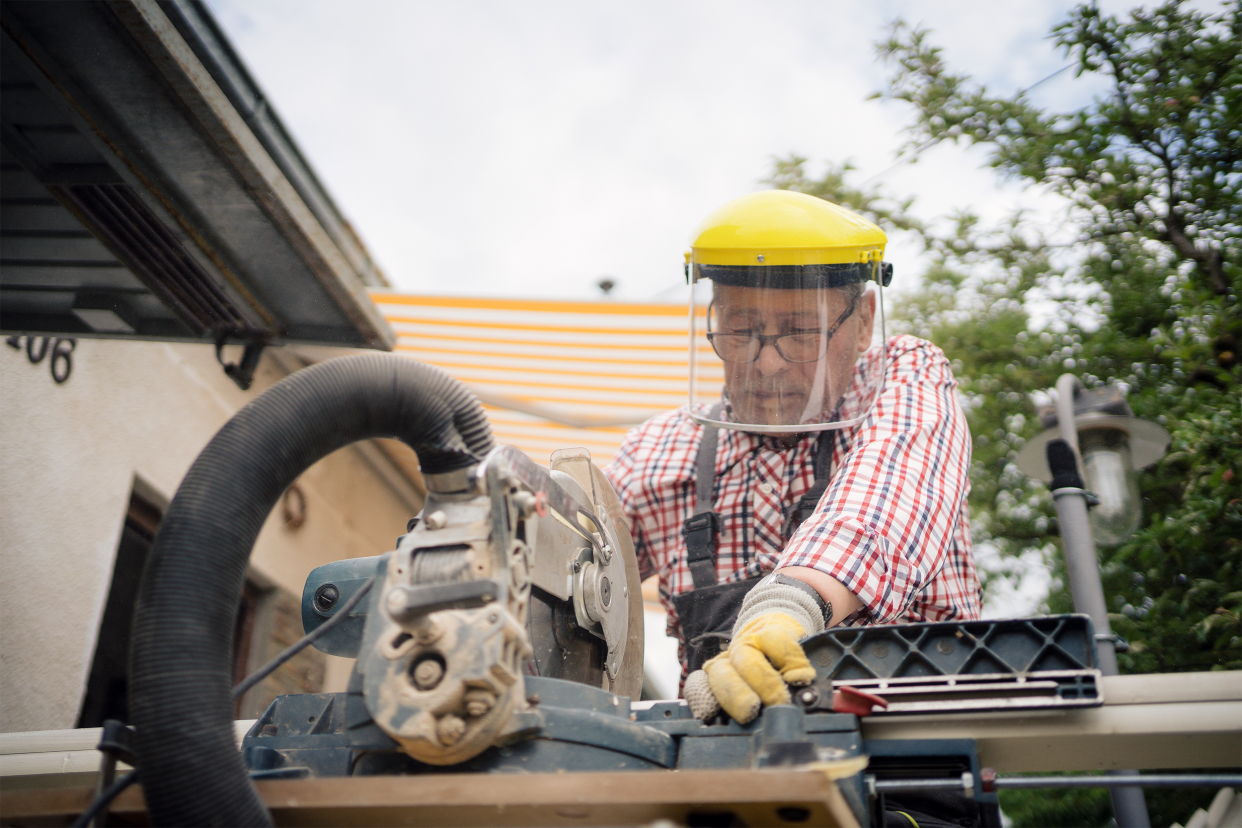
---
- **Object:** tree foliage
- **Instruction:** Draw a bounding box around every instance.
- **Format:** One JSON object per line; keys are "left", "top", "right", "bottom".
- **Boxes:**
{"left": 871, "top": 0, "right": 1241, "bottom": 665}
{"left": 770, "top": 2, "right": 1239, "bottom": 825}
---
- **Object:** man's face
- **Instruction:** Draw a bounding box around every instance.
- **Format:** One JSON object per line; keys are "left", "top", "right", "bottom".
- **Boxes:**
{"left": 712, "top": 283, "right": 875, "bottom": 427}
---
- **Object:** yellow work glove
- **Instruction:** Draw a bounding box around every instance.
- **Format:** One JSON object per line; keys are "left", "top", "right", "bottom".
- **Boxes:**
{"left": 683, "top": 572, "right": 831, "bottom": 725}
{"left": 705, "top": 611, "right": 816, "bottom": 723}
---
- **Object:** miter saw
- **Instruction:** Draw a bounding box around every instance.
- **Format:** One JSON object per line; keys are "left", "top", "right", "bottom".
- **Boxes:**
{"left": 300, "top": 444, "right": 645, "bottom": 766}
{"left": 117, "top": 354, "right": 1109, "bottom": 827}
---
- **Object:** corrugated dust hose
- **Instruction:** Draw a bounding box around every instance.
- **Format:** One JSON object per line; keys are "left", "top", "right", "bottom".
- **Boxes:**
{"left": 128, "top": 354, "right": 493, "bottom": 826}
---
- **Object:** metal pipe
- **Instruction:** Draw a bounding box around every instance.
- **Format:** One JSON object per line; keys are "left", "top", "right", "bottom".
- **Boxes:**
{"left": 995, "top": 775, "right": 1242, "bottom": 791}
{"left": 1050, "top": 490, "right": 1152, "bottom": 825}
{"left": 869, "top": 774, "right": 1241, "bottom": 794}
{"left": 871, "top": 777, "right": 967, "bottom": 793}
{"left": 1050, "top": 373, "right": 1151, "bottom": 828}
{"left": 1051, "top": 488, "right": 1120, "bottom": 674}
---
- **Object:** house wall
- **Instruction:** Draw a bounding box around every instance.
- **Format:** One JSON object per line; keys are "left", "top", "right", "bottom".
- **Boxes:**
{"left": 0, "top": 337, "right": 421, "bottom": 732}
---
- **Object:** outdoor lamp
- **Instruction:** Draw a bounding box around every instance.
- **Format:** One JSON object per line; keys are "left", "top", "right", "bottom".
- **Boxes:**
{"left": 1017, "top": 376, "right": 1171, "bottom": 545}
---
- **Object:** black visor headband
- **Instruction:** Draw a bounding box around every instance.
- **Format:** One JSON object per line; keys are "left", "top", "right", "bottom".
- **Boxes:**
{"left": 697, "top": 262, "right": 893, "bottom": 288}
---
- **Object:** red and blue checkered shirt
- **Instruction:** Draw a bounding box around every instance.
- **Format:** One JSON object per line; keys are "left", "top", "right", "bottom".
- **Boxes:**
{"left": 604, "top": 335, "right": 981, "bottom": 678}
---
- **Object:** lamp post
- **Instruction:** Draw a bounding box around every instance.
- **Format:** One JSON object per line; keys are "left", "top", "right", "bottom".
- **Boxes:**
{"left": 1018, "top": 377, "right": 1172, "bottom": 547}
{"left": 1017, "top": 374, "right": 1171, "bottom": 828}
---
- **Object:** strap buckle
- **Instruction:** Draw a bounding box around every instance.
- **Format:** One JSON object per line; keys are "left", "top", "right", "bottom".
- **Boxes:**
{"left": 683, "top": 511, "right": 720, "bottom": 561}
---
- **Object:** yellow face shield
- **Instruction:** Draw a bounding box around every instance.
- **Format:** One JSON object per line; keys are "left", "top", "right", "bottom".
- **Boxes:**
{"left": 685, "top": 191, "right": 890, "bottom": 434}
{"left": 689, "top": 264, "right": 887, "bottom": 434}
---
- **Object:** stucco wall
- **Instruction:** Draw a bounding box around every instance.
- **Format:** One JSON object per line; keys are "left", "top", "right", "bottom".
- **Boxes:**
{"left": 0, "top": 337, "right": 420, "bottom": 732}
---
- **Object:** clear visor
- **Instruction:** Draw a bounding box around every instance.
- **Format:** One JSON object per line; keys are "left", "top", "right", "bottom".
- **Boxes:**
{"left": 688, "top": 262, "right": 887, "bottom": 434}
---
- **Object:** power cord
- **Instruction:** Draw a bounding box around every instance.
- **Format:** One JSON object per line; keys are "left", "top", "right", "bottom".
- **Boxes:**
{"left": 70, "top": 768, "right": 139, "bottom": 828}
{"left": 232, "top": 574, "right": 376, "bottom": 700}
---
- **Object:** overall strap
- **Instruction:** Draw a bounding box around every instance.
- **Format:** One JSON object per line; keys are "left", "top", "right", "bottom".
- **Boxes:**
{"left": 683, "top": 413, "right": 838, "bottom": 590}
{"left": 683, "top": 404, "right": 722, "bottom": 590}
{"left": 783, "top": 430, "right": 836, "bottom": 540}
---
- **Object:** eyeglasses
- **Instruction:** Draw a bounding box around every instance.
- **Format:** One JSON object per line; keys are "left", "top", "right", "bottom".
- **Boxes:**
{"left": 706, "top": 292, "right": 861, "bottom": 364}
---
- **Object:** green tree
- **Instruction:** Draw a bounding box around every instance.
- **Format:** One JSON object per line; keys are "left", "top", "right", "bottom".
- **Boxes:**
{"left": 770, "top": 2, "right": 1240, "bottom": 825}
{"left": 873, "top": 0, "right": 1241, "bottom": 667}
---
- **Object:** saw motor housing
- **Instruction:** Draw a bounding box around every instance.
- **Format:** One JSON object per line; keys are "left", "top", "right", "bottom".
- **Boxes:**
{"left": 302, "top": 445, "right": 644, "bottom": 766}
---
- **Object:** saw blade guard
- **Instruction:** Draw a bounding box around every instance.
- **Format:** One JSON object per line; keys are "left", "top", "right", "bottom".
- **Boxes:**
{"left": 548, "top": 446, "right": 645, "bottom": 695}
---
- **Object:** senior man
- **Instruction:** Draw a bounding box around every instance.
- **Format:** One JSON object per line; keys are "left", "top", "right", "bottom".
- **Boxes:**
{"left": 604, "top": 190, "right": 981, "bottom": 724}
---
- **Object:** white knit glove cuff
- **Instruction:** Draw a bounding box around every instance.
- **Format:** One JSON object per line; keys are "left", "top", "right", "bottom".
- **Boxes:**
{"left": 732, "top": 577, "right": 827, "bottom": 639}
{"left": 684, "top": 670, "right": 720, "bottom": 720}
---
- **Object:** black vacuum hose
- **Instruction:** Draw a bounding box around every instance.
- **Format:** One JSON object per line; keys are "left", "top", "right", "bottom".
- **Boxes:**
{"left": 128, "top": 354, "right": 493, "bottom": 826}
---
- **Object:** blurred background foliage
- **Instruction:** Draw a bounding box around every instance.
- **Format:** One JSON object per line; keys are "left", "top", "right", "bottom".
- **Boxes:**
{"left": 769, "top": 2, "right": 1239, "bottom": 824}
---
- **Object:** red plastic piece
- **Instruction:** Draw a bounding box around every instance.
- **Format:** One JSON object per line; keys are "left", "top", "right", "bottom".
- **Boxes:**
{"left": 832, "top": 686, "right": 889, "bottom": 716}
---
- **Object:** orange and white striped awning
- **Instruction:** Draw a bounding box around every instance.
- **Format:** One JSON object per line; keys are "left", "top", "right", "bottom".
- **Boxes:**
{"left": 370, "top": 292, "right": 724, "bottom": 467}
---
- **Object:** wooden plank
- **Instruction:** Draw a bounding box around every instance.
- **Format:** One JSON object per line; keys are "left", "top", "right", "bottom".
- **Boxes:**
{"left": 0, "top": 768, "right": 861, "bottom": 828}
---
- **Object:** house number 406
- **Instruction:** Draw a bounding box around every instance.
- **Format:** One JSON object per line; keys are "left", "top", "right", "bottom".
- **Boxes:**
{"left": 6, "top": 335, "right": 76, "bottom": 384}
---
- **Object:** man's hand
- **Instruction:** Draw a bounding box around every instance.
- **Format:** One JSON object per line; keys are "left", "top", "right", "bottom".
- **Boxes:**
{"left": 684, "top": 572, "right": 833, "bottom": 724}
{"left": 700, "top": 611, "right": 816, "bottom": 722}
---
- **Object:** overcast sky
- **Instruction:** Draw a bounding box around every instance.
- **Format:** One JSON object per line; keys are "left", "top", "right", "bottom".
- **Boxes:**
{"left": 204, "top": 0, "right": 1166, "bottom": 303}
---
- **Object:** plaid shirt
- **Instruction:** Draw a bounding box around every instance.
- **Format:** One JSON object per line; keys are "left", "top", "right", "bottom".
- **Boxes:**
{"left": 604, "top": 335, "right": 981, "bottom": 677}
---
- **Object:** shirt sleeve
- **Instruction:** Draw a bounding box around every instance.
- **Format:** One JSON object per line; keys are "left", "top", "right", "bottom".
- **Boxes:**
{"left": 778, "top": 336, "right": 972, "bottom": 623}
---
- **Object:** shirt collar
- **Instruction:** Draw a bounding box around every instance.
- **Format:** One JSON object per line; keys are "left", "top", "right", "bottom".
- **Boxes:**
{"left": 714, "top": 413, "right": 819, "bottom": 478}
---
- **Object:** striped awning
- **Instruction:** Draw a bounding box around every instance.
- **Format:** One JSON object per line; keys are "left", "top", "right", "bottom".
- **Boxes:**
{"left": 370, "top": 292, "right": 724, "bottom": 467}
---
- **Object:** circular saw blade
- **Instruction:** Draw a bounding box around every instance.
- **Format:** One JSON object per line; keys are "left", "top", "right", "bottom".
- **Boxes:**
{"left": 524, "top": 453, "right": 645, "bottom": 699}
{"left": 526, "top": 588, "right": 606, "bottom": 687}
